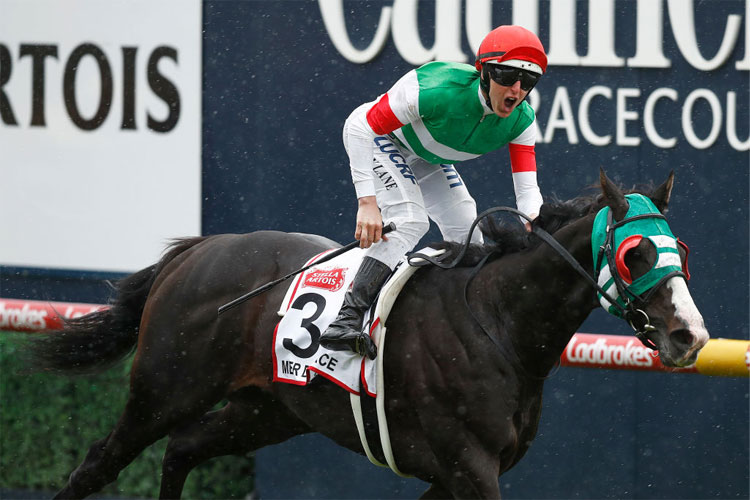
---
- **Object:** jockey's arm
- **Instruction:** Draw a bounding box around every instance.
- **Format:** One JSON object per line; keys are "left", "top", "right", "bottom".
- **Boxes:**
{"left": 508, "top": 119, "right": 543, "bottom": 231}
{"left": 343, "top": 71, "right": 421, "bottom": 244}
{"left": 344, "top": 70, "right": 420, "bottom": 200}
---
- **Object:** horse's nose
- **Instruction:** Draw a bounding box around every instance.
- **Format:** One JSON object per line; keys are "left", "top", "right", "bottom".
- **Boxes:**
{"left": 669, "top": 327, "right": 709, "bottom": 366}
{"left": 670, "top": 328, "right": 697, "bottom": 351}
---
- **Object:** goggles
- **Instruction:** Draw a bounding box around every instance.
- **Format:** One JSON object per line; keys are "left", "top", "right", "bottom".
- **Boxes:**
{"left": 486, "top": 64, "right": 540, "bottom": 91}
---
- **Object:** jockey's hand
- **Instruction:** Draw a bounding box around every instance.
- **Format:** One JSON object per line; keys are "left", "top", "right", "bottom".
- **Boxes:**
{"left": 525, "top": 213, "right": 538, "bottom": 232}
{"left": 355, "top": 196, "right": 388, "bottom": 248}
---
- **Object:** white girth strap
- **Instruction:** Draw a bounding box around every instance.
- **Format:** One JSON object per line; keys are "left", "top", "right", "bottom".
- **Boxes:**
{"left": 349, "top": 248, "right": 445, "bottom": 477}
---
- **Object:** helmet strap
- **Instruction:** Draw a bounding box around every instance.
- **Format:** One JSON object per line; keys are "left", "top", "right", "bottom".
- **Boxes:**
{"left": 480, "top": 67, "right": 493, "bottom": 110}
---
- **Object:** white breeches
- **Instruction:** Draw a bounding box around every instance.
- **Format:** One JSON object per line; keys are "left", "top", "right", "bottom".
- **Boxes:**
{"left": 349, "top": 135, "right": 483, "bottom": 269}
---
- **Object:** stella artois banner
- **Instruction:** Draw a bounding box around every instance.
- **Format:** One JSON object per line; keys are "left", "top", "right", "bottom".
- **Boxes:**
{"left": 0, "top": 0, "right": 202, "bottom": 273}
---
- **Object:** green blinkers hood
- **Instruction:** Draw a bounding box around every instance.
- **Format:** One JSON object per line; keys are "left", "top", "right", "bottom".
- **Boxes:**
{"left": 591, "top": 194, "right": 685, "bottom": 318}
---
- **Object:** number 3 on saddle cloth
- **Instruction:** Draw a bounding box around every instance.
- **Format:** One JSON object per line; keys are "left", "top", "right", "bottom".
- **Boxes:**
{"left": 272, "top": 246, "right": 378, "bottom": 394}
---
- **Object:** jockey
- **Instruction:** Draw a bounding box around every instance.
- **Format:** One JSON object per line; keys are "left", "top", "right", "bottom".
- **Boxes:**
{"left": 320, "top": 25, "right": 548, "bottom": 359}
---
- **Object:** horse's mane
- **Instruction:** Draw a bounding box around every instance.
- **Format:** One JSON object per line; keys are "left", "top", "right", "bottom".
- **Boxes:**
{"left": 429, "top": 184, "right": 655, "bottom": 267}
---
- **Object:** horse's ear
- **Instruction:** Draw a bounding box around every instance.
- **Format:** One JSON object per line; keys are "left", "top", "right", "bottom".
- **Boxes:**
{"left": 599, "top": 168, "right": 629, "bottom": 220}
{"left": 650, "top": 170, "right": 675, "bottom": 213}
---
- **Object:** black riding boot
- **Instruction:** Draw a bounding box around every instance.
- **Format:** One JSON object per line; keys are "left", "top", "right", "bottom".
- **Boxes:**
{"left": 319, "top": 257, "right": 392, "bottom": 359}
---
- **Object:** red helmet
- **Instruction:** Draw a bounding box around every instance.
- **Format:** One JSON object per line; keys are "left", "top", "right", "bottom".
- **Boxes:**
{"left": 475, "top": 25, "right": 547, "bottom": 75}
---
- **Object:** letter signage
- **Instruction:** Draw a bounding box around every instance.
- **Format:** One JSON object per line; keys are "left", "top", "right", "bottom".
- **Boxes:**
{"left": 0, "top": 0, "right": 202, "bottom": 272}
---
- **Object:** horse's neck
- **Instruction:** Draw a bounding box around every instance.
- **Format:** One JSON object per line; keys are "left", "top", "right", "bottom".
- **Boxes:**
{"left": 479, "top": 215, "right": 598, "bottom": 377}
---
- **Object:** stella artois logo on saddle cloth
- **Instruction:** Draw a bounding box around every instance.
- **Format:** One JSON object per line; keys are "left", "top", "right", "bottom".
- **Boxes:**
{"left": 302, "top": 267, "right": 347, "bottom": 292}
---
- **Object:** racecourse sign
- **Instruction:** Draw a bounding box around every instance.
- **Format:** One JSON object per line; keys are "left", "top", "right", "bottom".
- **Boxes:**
{"left": 319, "top": 0, "right": 749, "bottom": 151}
{"left": 319, "top": 0, "right": 749, "bottom": 69}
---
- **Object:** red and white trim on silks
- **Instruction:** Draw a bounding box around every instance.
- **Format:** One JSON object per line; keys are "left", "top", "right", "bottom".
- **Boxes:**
{"left": 508, "top": 143, "right": 537, "bottom": 172}
{"left": 366, "top": 94, "right": 405, "bottom": 135}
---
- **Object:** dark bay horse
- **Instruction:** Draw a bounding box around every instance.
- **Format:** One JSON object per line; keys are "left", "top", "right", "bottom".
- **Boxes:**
{"left": 24, "top": 171, "right": 708, "bottom": 499}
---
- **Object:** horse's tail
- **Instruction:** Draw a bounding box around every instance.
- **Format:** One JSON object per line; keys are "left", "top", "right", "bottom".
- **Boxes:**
{"left": 24, "top": 237, "right": 210, "bottom": 374}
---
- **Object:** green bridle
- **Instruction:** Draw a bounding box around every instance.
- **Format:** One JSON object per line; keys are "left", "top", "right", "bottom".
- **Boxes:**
{"left": 591, "top": 194, "right": 689, "bottom": 348}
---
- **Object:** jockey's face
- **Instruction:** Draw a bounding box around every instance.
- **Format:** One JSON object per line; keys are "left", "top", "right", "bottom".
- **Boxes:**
{"left": 489, "top": 78, "right": 528, "bottom": 118}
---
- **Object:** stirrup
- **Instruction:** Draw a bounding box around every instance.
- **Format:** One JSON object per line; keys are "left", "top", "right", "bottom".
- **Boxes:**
{"left": 354, "top": 333, "right": 377, "bottom": 360}
{"left": 320, "top": 331, "right": 377, "bottom": 360}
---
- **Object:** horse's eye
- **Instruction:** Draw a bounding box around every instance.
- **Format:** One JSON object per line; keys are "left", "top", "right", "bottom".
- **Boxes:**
{"left": 622, "top": 249, "right": 643, "bottom": 281}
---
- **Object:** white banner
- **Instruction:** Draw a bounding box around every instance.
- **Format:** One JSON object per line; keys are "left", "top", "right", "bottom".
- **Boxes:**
{"left": 0, "top": 0, "right": 202, "bottom": 273}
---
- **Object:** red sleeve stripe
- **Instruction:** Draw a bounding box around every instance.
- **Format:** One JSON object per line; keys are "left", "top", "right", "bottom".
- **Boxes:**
{"left": 366, "top": 94, "right": 404, "bottom": 135}
{"left": 508, "top": 143, "right": 537, "bottom": 173}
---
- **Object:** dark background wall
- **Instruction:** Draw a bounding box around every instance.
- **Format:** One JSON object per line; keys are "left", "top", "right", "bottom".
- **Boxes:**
{"left": 202, "top": 2, "right": 749, "bottom": 498}
{"left": 2, "top": 1, "right": 747, "bottom": 498}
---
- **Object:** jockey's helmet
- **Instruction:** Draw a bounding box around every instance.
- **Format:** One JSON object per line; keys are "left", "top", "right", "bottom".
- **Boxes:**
{"left": 475, "top": 25, "right": 547, "bottom": 95}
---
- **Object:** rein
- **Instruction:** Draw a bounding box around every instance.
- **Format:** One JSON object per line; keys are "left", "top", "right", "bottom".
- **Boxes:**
{"left": 408, "top": 205, "right": 680, "bottom": 353}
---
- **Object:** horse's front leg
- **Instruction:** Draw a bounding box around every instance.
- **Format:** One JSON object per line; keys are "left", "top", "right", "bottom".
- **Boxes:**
{"left": 440, "top": 454, "right": 502, "bottom": 499}
{"left": 419, "top": 424, "right": 502, "bottom": 499}
{"left": 420, "top": 482, "right": 457, "bottom": 499}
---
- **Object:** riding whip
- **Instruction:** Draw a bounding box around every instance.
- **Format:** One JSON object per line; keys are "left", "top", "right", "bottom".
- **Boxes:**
{"left": 217, "top": 222, "right": 396, "bottom": 315}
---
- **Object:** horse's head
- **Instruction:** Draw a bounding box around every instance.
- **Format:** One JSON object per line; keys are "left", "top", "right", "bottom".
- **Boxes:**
{"left": 596, "top": 170, "right": 709, "bottom": 367}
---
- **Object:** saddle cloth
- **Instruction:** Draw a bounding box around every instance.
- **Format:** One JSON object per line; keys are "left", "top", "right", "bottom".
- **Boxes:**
{"left": 272, "top": 247, "right": 377, "bottom": 395}
{"left": 272, "top": 246, "right": 444, "bottom": 395}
